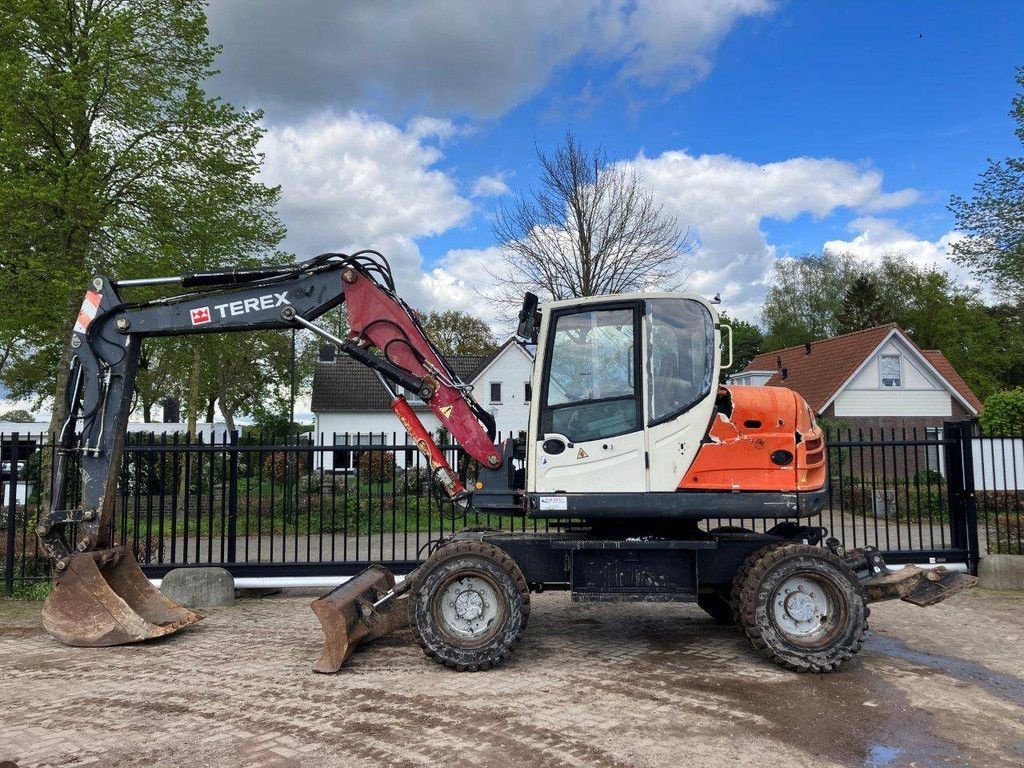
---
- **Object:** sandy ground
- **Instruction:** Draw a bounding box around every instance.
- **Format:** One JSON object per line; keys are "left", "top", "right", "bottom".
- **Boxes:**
{"left": 1, "top": 588, "right": 1022, "bottom": 768}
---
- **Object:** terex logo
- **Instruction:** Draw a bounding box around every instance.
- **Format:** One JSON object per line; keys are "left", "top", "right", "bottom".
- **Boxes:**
{"left": 190, "top": 306, "right": 211, "bottom": 326}
{"left": 212, "top": 291, "right": 290, "bottom": 320}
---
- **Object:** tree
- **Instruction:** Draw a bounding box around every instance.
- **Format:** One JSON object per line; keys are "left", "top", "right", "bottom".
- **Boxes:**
{"left": 719, "top": 314, "right": 762, "bottom": 382}
{"left": 0, "top": 409, "right": 35, "bottom": 422}
{"left": 420, "top": 310, "right": 497, "bottom": 356}
{"left": 836, "top": 274, "right": 888, "bottom": 332}
{"left": 980, "top": 388, "right": 1024, "bottom": 434}
{"left": 761, "top": 251, "right": 860, "bottom": 349}
{"left": 491, "top": 130, "right": 692, "bottom": 302}
{"left": 0, "top": 0, "right": 284, "bottom": 436}
{"left": 950, "top": 67, "right": 1024, "bottom": 302}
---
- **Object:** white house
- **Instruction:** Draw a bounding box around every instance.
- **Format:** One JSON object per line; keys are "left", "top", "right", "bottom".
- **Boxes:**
{"left": 310, "top": 338, "right": 535, "bottom": 470}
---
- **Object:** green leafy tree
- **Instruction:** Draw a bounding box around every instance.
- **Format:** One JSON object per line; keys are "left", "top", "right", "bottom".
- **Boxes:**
{"left": 420, "top": 310, "right": 497, "bottom": 356}
{"left": 950, "top": 67, "right": 1024, "bottom": 302}
{"left": 719, "top": 313, "right": 762, "bottom": 382}
{"left": 836, "top": 274, "right": 888, "bottom": 332}
{"left": 979, "top": 388, "right": 1024, "bottom": 434}
{"left": 761, "top": 250, "right": 860, "bottom": 348}
{"left": 0, "top": 0, "right": 284, "bottom": 436}
{"left": 0, "top": 408, "right": 35, "bottom": 422}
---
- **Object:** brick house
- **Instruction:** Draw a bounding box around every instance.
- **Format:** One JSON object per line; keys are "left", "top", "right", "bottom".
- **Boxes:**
{"left": 729, "top": 324, "right": 981, "bottom": 447}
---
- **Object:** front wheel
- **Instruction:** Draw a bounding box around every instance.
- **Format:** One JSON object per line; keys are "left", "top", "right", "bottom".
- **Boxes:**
{"left": 731, "top": 543, "right": 868, "bottom": 672}
{"left": 408, "top": 540, "right": 530, "bottom": 671}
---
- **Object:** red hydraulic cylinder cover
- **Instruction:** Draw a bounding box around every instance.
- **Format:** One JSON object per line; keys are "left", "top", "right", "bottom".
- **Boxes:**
{"left": 391, "top": 395, "right": 466, "bottom": 498}
{"left": 343, "top": 269, "right": 502, "bottom": 469}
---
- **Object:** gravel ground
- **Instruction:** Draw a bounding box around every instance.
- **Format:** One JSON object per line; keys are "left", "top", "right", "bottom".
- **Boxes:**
{"left": 1, "top": 588, "right": 1022, "bottom": 768}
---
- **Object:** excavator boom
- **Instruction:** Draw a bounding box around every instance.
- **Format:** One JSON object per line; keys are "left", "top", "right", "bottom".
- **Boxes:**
{"left": 39, "top": 251, "right": 502, "bottom": 647}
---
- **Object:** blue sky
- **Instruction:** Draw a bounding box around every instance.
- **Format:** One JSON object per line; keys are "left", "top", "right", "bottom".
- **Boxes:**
{"left": 201, "top": 1, "right": 1023, "bottom": 325}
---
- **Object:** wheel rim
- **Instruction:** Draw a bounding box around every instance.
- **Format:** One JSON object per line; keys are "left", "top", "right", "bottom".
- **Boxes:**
{"left": 769, "top": 572, "right": 845, "bottom": 647}
{"left": 433, "top": 571, "right": 504, "bottom": 646}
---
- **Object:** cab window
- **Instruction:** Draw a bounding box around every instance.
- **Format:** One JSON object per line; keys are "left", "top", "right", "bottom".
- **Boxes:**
{"left": 646, "top": 299, "right": 714, "bottom": 425}
{"left": 542, "top": 306, "right": 639, "bottom": 443}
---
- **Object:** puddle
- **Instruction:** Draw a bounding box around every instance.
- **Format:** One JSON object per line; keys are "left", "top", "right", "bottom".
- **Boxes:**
{"left": 865, "top": 744, "right": 903, "bottom": 767}
{"left": 866, "top": 634, "right": 1024, "bottom": 706}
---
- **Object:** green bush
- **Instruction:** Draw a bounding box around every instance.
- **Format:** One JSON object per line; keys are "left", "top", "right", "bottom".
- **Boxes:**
{"left": 356, "top": 451, "right": 397, "bottom": 483}
{"left": 980, "top": 388, "right": 1024, "bottom": 434}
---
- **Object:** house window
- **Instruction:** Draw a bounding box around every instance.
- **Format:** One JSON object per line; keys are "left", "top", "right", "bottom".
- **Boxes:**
{"left": 332, "top": 434, "right": 353, "bottom": 471}
{"left": 524, "top": 382, "right": 532, "bottom": 402}
{"left": 880, "top": 354, "right": 902, "bottom": 388}
{"left": 489, "top": 382, "right": 502, "bottom": 403}
{"left": 925, "top": 427, "right": 942, "bottom": 474}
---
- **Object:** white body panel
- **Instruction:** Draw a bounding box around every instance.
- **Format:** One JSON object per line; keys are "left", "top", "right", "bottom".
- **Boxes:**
{"left": 533, "top": 430, "right": 648, "bottom": 493}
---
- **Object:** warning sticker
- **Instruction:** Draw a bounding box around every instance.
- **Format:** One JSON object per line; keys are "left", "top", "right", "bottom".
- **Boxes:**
{"left": 538, "top": 496, "right": 568, "bottom": 511}
{"left": 439, "top": 405, "right": 454, "bottom": 419}
{"left": 576, "top": 447, "right": 589, "bottom": 460}
{"left": 73, "top": 291, "right": 102, "bottom": 334}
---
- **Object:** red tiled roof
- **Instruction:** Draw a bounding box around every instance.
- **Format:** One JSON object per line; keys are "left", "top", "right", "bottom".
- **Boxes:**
{"left": 738, "top": 324, "right": 980, "bottom": 414}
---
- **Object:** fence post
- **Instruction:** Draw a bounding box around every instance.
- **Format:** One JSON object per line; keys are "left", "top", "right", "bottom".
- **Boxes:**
{"left": 942, "top": 421, "right": 967, "bottom": 558}
{"left": 958, "top": 420, "right": 981, "bottom": 574}
{"left": 227, "top": 430, "right": 239, "bottom": 563}
{"left": 5, "top": 434, "right": 20, "bottom": 596}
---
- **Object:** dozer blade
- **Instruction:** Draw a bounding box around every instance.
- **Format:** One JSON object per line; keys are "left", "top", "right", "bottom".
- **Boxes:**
{"left": 42, "top": 546, "right": 203, "bottom": 647}
{"left": 861, "top": 565, "right": 978, "bottom": 607}
{"left": 310, "top": 564, "right": 410, "bottom": 673}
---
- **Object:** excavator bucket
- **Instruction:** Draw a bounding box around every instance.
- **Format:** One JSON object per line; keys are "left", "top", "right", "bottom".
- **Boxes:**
{"left": 41, "top": 547, "right": 202, "bottom": 647}
{"left": 310, "top": 564, "right": 410, "bottom": 673}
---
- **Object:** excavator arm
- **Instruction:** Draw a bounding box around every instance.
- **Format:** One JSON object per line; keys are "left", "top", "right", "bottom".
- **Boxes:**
{"left": 38, "top": 251, "right": 503, "bottom": 646}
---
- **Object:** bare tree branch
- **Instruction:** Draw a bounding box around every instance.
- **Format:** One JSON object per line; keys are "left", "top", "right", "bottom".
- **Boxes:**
{"left": 489, "top": 130, "right": 693, "bottom": 307}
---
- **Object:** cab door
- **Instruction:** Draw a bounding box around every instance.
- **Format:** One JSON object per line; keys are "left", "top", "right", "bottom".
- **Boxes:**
{"left": 531, "top": 301, "right": 647, "bottom": 494}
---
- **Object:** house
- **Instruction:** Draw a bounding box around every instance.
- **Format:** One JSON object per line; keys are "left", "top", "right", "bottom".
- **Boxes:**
{"left": 729, "top": 324, "right": 982, "bottom": 441}
{"left": 311, "top": 338, "right": 536, "bottom": 470}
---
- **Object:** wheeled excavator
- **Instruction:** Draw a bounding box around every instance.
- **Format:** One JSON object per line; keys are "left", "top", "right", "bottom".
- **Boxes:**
{"left": 38, "top": 250, "right": 976, "bottom": 673}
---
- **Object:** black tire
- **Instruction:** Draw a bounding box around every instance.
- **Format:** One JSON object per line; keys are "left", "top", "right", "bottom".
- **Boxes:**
{"left": 731, "top": 543, "right": 868, "bottom": 673}
{"left": 408, "top": 540, "right": 530, "bottom": 672}
{"left": 697, "top": 588, "right": 735, "bottom": 625}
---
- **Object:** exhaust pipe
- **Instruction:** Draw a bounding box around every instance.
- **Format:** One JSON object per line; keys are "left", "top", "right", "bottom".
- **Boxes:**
{"left": 310, "top": 564, "right": 411, "bottom": 673}
{"left": 42, "top": 547, "right": 202, "bottom": 646}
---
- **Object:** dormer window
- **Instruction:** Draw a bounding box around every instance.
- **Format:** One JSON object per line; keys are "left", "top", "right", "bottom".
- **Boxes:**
{"left": 880, "top": 354, "right": 902, "bottom": 388}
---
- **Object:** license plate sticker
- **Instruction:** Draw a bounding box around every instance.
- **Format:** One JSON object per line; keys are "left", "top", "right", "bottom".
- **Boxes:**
{"left": 538, "top": 496, "right": 568, "bottom": 511}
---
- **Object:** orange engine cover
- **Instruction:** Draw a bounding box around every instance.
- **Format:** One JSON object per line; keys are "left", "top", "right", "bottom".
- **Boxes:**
{"left": 679, "top": 386, "right": 826, "bottom": 493}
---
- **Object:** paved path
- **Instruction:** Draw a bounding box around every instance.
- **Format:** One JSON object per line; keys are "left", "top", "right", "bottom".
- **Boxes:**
{"left": 1, "top": 588, "right": 1022, "bottom": 767}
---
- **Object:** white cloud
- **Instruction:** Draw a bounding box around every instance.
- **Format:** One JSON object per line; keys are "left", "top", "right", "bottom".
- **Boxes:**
{"left": 258, "top": 113, "right": 473, "bottom": 308}
{"left": 257, "top": 114, "right": 928, "bottom": 328}
{"left": 822, "top": 217, "right": 992, "bottom": 299}
{"left": 470, "top": 173, "right": 511, "bottom": 198}
{"left": 621, "top": 151, "right": 920, "bottom": 320}
{"left": 207, "top": 1, "right": 774, "bottom": 120}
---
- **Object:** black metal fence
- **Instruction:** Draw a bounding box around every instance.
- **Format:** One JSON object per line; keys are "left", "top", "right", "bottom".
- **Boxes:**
{"left": 4, "top": 420, "right": 1020, "bottom": 594}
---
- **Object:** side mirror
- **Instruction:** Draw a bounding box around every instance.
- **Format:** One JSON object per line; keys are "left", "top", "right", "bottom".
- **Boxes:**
{"left": 516, "top": 292, "right": 540, "bottom": 343}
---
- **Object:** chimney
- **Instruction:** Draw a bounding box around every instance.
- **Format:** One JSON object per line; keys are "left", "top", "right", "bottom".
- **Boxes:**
{"left": 776, "top": 355, "right": 783, "bottom": 369}
{"left": 804, "top": 342, "right": 812, "bottom": 355}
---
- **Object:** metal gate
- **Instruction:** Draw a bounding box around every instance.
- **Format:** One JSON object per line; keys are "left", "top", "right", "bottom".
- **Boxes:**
{"left": 4, "top": 420, "right": 1015, "bottom": 594}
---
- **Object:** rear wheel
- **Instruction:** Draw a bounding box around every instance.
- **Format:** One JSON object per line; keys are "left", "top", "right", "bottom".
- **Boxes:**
{"left": 408, "top": 540, "right": 530, "bottom": 671}
{"left": 731, "top": 543, "right": 868, "bottom": 672}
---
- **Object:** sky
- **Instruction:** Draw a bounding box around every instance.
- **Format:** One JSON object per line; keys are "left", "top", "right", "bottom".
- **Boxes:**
{"left": 199, "top": 0, "right": 1024, "bottom": 330}
{"left": 6, "top": 1, "right": 1023, "bottom": 422}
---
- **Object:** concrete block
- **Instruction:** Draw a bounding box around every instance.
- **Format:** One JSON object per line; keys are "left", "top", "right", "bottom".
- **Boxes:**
{"left": 160, "top": 567, "right": 234, "bottom": 608}
{"left": 978, "top": 555, "right": 1024, "bottom": 592}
